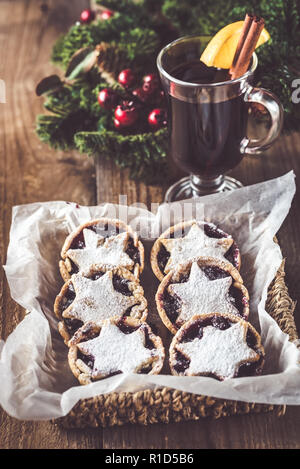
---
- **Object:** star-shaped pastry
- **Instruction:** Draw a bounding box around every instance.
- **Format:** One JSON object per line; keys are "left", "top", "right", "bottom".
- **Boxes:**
{"left": 81, "top": 228, "right": 104, "bottom": 249}
{"left": 176, "top": 322, "right": 259, "bottom": 379}
{"left": 66, "top": 229, "right": 134, "bottom": 273}
{"left": 161, "top": 223, "right": 233, "bottom": 273}
{"left": 63, "top": 271, "right": 137, "bottom": 324}
{"left": 77, "top": 322, "right": 157, "bottom": 378}
{"left": 168, "top": 262, "right": 239, "bottom": 322}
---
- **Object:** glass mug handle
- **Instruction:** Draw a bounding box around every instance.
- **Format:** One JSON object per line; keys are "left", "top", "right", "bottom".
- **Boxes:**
{"left": 241, "top": 86, "right": 284, "bottom": 155}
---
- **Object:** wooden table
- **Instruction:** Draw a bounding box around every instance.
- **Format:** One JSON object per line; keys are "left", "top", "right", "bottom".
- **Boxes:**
{"left": 0, "top": 0, "right": 300, "bottom": 449}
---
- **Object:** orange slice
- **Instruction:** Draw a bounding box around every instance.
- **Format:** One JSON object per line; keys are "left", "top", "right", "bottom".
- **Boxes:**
{"left": 200, "top": 21, "right": 270, "bottom": 69}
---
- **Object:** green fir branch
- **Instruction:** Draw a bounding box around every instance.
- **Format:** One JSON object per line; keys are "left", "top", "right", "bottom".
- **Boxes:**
{"left": 36, "top": 0, "right": 300, "bottom": 184}
{"left": 74, "top": 127, "right": 168, "bottom": 183}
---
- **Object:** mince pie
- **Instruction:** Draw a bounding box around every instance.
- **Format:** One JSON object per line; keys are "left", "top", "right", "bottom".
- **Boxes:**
{"left": 68, "top": 318, "right": 165, "bottom": 384}
{"left": 54, "top": 266, "right": 148, "bottom": 344}
{"left": 59, "top": 218, "right": 144, "bottom": 282}
{"left": 156, "top": 258, "right": 249, "bottom": 335}
{"left": 169, "top": 313, "right": 265, "bottom": 380}
{"left": 151, "top": 219, "right": 241, "bottom": 281}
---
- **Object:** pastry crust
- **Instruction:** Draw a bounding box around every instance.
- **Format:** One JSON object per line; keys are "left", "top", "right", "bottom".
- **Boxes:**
{"left": 156, "top": 257, "right": 249, "bottom": 335}
{"left": 60, "top": 218, "right": 144, "bottom": 282}
{"left": 68, "top": 318, "right": 165, "bottom": 385}
{"left": 169, "top": 312, "right": 265, "bottom": 379}
{"left": 54, "top": 266, "right": 148, "bottom": 345}
{"left": 151, "top": 219, "right": 241, "bottom": 281}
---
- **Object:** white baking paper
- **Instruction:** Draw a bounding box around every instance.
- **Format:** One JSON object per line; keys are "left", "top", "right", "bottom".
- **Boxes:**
{"left": 0, "top": 170, "right": 300, "bottom": 421}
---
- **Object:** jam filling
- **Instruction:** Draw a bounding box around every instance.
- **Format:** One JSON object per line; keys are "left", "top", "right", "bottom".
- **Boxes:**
{"left": 157, "top": 243, "right": 170, "bottom": 274}
{"left": 181, "top": 315, "right": 231, "bottom": 344}
{"left": 204, "top": 223, "right": 240, "bottom": 268}
{"left": 125, "top": 236, "right": 140, "bottom": 265}
{"left": 116, "top": 317, "right": 140, "bottom": 335}
{"left": 202, "top": 266, "right": 230, "bottom": 281}
{"left": 204, "top": 223, "right": 227, "bottom": 239}
{"left": 64, "top": 317, "right": 84, "bottom": 335}
{"left": 70, "top": 230, "right": 85, "bottom": 250}
{"left": 237, "top": 359, "right": 261, "bottom": 377}
{"left": 78, "top": 351, "right": 95, "bottom": 369}
{"left": 229, "top": 284, "right": 248, "bottom": 313}
{"left": 161, "top": 289, "right": 181, "bottom": 323}
{"left": 235, "top": 325, "right": 264, "bottom": 377}
{"left": 175, "top": 315, "right": 263, "bottom": 378}
{"left": 173, "top": 350, "right": 190, "bottom": 374}
{"left": 162, "top": 266, "right": 245, "bottom": 324}
{"left": 113, "top": 276, "right": 132, "bottom": 296}
{"left": 69, "top": 259, "right": 79, "bottom": 274}
{"left": 77, "top": 324, "right": 100, "bottom": 368}
{"left": 158, "top": 223, "right": 239, "bottom": 275}
{"left": 60, "top": 284, "right": 83, "bottom": 334}
{"left": 224, "top": 243, "right": 240, "bottom": 267}
{"left": 143, "top": 327, "right": 155, "bottom": 350}
{"left": 69, "top": 224, "right": 122, "bottom": 250}
{"left": 62, "top": 283, "right": 76, "bottom": 309}
{"left": 116, "top": 319, "right": 156, "bottom": 353}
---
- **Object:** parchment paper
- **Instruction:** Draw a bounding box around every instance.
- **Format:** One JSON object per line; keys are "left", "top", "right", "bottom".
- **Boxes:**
{"left": 0, "top": 170, "right": 300, "bottom": 421}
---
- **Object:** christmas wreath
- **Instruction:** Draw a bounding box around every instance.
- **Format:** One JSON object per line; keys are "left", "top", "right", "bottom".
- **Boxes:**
{"left": 36, "top": 0, "right": 300, "bottom": 184}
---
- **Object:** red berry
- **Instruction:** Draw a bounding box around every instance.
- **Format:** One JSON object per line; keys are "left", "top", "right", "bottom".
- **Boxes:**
{"left": 118, "top": 69, "right": 136, "bottom": 88}
{"left": 80, "top": 9, "right": 95, "bottom": 24}
{"left": 98, "top": 88, "right": 119, "bottom": 109}
{"left": 100, "top": 9, "right": 114, "bottom": 20}
{"left": 143, "top": 74, "right": 160, "bottom": 94}
{"left": 148, "top": 108, "right": 167, "bottom": 130}
{"left": 114, "top": 118, "right": 121, "bottom": 129}
{"left": 114, "top": 101, "right": 139, "bottom": 127}
{"left": 132, "top": 87, "right": 149, "bottom": 103}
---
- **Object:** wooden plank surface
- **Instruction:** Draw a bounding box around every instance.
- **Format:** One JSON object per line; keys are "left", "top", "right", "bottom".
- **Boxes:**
{"left": 1, "top": 0, "right": 300, "bottom": 449}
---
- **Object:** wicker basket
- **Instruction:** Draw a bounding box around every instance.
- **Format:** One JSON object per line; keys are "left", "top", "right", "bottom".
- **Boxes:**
{"left": 57, "top": 260, "right": 297, "bottom": 428}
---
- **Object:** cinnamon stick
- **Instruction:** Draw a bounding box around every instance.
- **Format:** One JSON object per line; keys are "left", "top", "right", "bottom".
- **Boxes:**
{"left": 230, "top": 14, "right": 265, "bottom": 80}
{"left": 231, "top": 13, "right": 254, "bottom": 68}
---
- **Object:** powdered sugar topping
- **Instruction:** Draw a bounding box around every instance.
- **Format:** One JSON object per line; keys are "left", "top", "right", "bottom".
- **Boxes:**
{"left": 176, "top": 322, "right": 259, "bottom": 379}
{"left": 64, "top": 271, "right": 138, "bottom": 323}
{"left": 77, "top": 322, "right": 160, "bottom": 378}
{"left": 168, "top": 262, "right": 240, "bottom": 322}
{"left": 66, "top": 230, "right": 134, "bottom": 274}
{"left": 161, "top": 223, "right": 233, "bottom": 273}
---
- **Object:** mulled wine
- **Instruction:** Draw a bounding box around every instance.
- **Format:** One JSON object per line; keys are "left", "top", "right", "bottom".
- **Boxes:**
{"left": 157, "top": 35, "right": 283, "bottom": 199}
{"left": 168, "top": 60, "right": 248, "bottom": 178}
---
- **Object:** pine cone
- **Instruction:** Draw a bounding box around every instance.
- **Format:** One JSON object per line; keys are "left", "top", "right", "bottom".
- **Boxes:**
{"left": 96, "top": 42, "right": 128, "bottom": 85}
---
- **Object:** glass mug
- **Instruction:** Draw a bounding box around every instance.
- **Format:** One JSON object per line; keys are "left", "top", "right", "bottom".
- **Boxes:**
{"left": 157, "top": 36, "right": 284, "bottom": 202}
